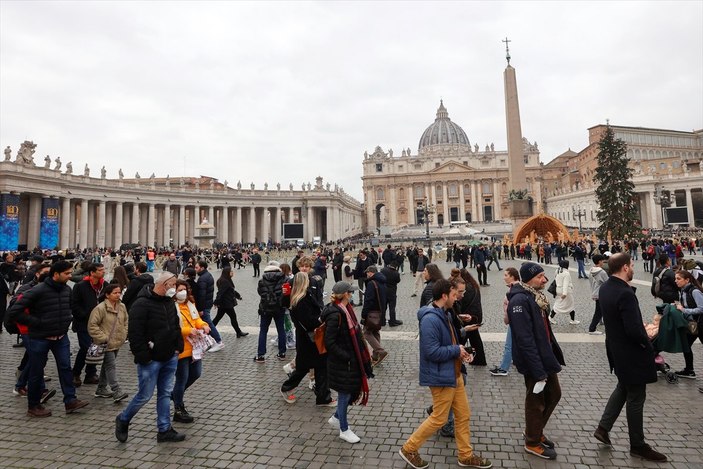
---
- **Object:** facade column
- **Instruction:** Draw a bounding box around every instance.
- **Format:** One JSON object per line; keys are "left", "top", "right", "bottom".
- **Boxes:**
{"left": 407, "top": 185, "right": 415, "bottom": 225}
{"left": 685, "top": 189, "right": 695, "bottom": 228}
{"left": 493, "top": 180, "right": 501, "bottom": 221}
{"left": 221, "top": 206, "right": 229, "bottom": 243}
{"left": 114, "top": 202, "right": 123, "bottom": 249}
{"left": 27, "top": 195, "right": 42, "bottom": 250}
{"left": 459, "top": 182, "right": 466, "bottom": 222}
{"left": 248, "top": 207, "right": 257, "bottom": 243}
{"left": 131, "top": 203, "right": 140, "bottom": 244}
{"left": 208, "top": 206, "right": 214, "bottom": 226}
{"left": 163, "top": 204, "right": 171, "bottom": 247}
{"left": 442, "top": 182, "right": 449, "bottom": 225}
{"left": 648, "top": 192, "right": 660, "bottom": 229}
{"left": 96, "top": 200, "right": 106, "bottom": 248}
{"left": 307, "top": 205, "right": 315, "bottom": 240}
{"left": 178, "top": 205, "right": 185, "bottom": 246}
{"left": 472, "top": 182, "right": 481, "bottom": 222}
{"left": 388, "top": 186, "right": 397, "bottom": 227}
{"left": 233, "top": 206, "right": 241, "bottom": 244}
{"left": 79, "top": 199, "right": 89, "bottom": 249}
{"left": 147, "top": 204, "right": 156, "bottom": 247}
{"left": 60, "top": 197, "right": 71, "bottom": 250}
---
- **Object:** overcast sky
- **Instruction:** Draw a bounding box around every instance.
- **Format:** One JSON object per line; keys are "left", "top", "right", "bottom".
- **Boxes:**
{"left": 2, "top": 1, "right": 702, "bottom": 201}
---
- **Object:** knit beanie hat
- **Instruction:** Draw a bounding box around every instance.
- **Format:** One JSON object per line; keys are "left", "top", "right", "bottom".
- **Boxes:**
{"left": 520, "top": 262, "right": 544, "bottom": 283}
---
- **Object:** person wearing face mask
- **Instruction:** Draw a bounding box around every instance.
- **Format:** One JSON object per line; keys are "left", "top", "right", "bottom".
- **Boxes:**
{"left": 115, "top": 273, "right": 185, "bottom": 443}
{"left": 172, "top": 280, "right": 211, "bottom": 424}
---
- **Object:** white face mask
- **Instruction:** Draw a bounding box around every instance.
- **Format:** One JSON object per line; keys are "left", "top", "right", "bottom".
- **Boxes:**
{"left": 165, "top": 287, "right": 177, "bottom": 298}
{"left": 175, "top": 290, "right": 188, "bottom": 302}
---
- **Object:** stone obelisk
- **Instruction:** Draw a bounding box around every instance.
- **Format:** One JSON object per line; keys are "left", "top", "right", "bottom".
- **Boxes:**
{"left": 503, "top": 38, "right": 531, "bottom": 220}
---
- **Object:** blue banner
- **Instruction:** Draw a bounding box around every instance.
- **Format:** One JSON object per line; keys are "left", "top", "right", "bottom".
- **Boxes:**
{"left": 39, "top": 198, "right": 60, "bottom": 250}
{"left": 0, "top": 194, "right": 20, "bottom": 251}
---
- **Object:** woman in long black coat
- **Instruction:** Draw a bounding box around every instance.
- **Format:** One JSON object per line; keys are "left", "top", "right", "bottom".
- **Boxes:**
{"left": 280, "top": 272, "right": 333, "bottom": 405}
{"left": 213, "top": 267, "right": 247, "bottom": 337}
{"left": 322, "top": 281, "right": 373, "bottom": 444}
{"left": 455, "top": 268, "right": 486, "bottom": 366}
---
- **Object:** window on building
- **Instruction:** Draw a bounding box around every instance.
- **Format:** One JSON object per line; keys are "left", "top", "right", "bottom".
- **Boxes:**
{"left": 500, "top": 159, "right": 505, "bottom": 165}
{"left": 463, "top": 161, "right": 468, "bottom": 166}
{"left": 482, "top": 160, "right": 489, "bottom": 166}
{"left": 450, "top": 207, "right": 458, "bottom": 221}
{"left": 399, "top": 188, "right": 405, "bottom": 199}
{"left": 414, "top": 186, "right": 423, "bottom": 199}
{"left": 375, "top": 163, "right": 382, "bottom": 172}
{"left": 482, "top": 182, "right": 492, "bottom": 194}
{"left": 376, "top": 188, "right": 384, "bottom": 200}
{"left": 398, "top": 165, "right": 403, "bottom": 171}
{"left": 435, "top": 162, "right": 440, "bottom": 168}
{"left": 414, "top": 163, "right": 422, "bottom": 170}
{"left": 524, "top": 156, "right": 529, "bottom": 164}
{"left": 448, "top": 183, "right": 457, "bottom": 197}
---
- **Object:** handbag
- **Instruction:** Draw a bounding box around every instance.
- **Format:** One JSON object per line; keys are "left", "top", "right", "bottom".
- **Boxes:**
{"left": 688, "top": 320, "right": 699, "bottom": 336}
{"left": 364, "top": 281, "right": 384, "bottom": 332}
{"left": 547, "top": 279, "right": 557, "bottom": 298}
{"left": 313, "top": 323, "right": 327, "bottom": 355}
{"left": 85, "top": 313, "right": 120, "bottom": 365}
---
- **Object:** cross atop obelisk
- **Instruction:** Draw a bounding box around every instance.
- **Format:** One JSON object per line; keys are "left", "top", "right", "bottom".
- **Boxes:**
{"left": 502, "top": 37, "right": 511, "bottom": 65}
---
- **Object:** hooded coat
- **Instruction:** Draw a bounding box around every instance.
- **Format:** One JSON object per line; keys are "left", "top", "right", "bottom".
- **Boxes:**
{"left": 322, "top": 301, "right": 365, "bottom": 396}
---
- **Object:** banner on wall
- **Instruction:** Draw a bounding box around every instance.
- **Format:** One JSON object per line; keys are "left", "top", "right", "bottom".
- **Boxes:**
{"left": 0, "top": 193, "right": 20, "bottom": 251}
{"left": 39, "top": 198, "right": 60, "bottom": 250}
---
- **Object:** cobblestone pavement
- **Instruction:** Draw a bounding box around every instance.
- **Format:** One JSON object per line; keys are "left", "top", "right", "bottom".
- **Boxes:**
{"left": 2, "top": 256, "right": 702, "bottom": 468}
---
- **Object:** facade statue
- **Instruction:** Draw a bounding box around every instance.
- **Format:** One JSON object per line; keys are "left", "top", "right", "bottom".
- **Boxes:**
{"left": 326, "top": 182, "right": 330, "bottom": 191}
{"left": 289, "top": 183, "right": 293, "bottom": 191}
{"left": 149, "top": 173, "right": 155, "bottom": 179}
{"left": 250, "top": 182, "right": 255, "bottom": 190}
{"left": 237, "top": 180, "right": 241, "bottom": 190}
{"left": 135, "top": 172, "right": 141, "bottom": 178}
{"left": 180, "top": 177, "right": 185, "bottom": 188}
{"left": 682, "top": 161, "right": 689, "bottom": 173}
{"left": 407, "top": 147, "right": 411, "bottom": 156}
{"left": 118, "top": 168, "right": 124, "bottom": 179}
{"left": 364, "top": 151, "right": 368, "bottom": 159}
{"left": 165, "top": 175, "right": 171, "bottom": 187}
{"left": 474, "top": 143, "right": 479, "bottom": 152}
{"left": 485, "top": 144, "right": 490, "bottom": 152}
{"left": 54, "top": 157, "right": 62, "bottom": 170}
{"left": 3, "top": 146, "right": 10, "bottom": 161}
{"left": 194, "top": 180, "right": 200, "bottom": 190}
{"left": 307, "top": 182, "right": 311, "bottom": 191}
{"left": 490, "top": 143, "right": 494, "bottom": 151}
{"left": 223, "top": 179, "right": 228, "bottom": 188}
{"left": 699, "top": 160, "right": 703, "bottom": 171}
{"left": 276, "top": 182, "right": 280, "bottom": 191}
{"left": 84, "top": 164, "right": 90, "bottom": 177}
{"left": 17, "top": 140, "right": 37, "bottom": 165}
{"left": 100, "top": 166, "right": 106, "bottom": 179}
{"left": 334, "top": 183, "right": 338, "bottom": 192}
{"left": 44, "top": 155, "right": 51, "bottom": 168}
{"left": 402, "top": 149, "right": 406, "bottom": 157}
{"left": 264, "top": 182, "right": 268, "bottom": 190}
{"left": 388, "top": 149, "right": 393, "bottom": 157}
{"left": 302, "top": 183, "right": 306, "bottom": 191}
{"left": 66, "top": 162, "right": 73, "bottom": 174}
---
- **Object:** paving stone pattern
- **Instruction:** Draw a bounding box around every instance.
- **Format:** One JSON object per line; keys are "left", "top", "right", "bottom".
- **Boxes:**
{"left": 1, "top": 256, "right": 702, "bottom": 468}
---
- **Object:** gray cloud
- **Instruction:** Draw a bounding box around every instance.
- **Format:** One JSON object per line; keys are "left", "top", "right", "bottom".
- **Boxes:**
{"left": 1, "top": 1, "right": 701, "bottom": 200}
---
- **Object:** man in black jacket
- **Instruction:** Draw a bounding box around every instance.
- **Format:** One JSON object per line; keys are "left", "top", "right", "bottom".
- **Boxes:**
{"left": 381, "top": 262, "right": 402, "bottom": 326}
{"left": 71, "top": 263, "right": 106, "bottom": 386}
{"left": 353, "top": 250, "right": 372, "bottom": 306}
{"left": 122, "top": 262, "right": 153, "bottom": 310}
{"left": 115, "top": 272, "right": 185, "bottom": 443}
{"left": 593, "top": 253, "right": 666, "bottom": 462}
{"left": 507, "top": 262, "right": 564, "bottom": 460}
{"left": 651, "top": 254, "right": 677, "bottom": 303}
{"left": 331, "top": 248, "right": 344, "bottom": 283}
{"left": 254, "top": 262, "right": 288, "bottom": 362}
{"left": 250, "top": 248, "right": 262, "bottom": 277}
{"left": 7, "top": 260, "right": 89, "bottom": 417}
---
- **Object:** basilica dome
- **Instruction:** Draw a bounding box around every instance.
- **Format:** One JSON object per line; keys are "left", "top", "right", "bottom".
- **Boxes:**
{"left": 418, "top": 100, "right": 470, "bottom": 151}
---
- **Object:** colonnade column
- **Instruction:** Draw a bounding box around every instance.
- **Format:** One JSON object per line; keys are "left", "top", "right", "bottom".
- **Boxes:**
{"left": 60, "top": 197, "right": 71, "bottom": 250}
{"left": 147, "top": 204, "right": 155, "bottom": 247}
{"left": 388, "top": 186, "right": 397, "bottom": 227}
{"left": 79, "top": 199, "right": 89, "bottom": 249}
{"left": 131, "top": 203, "right": 140, "bottom": 244}
{"left": 178, "top": 206, "right": 186, "bottom": 246}
{"left": 459, "top": 183, "right": 466, "bottom": 222}
{"left": 221, "top": 207, "right": 229, "bottom": 243}
{"left": 208, "top": 206, "right": 214, "bottom": 227}
{"left": 233, "top": 207, "right": 241, "bottom": 244}
{"left": 162, "top": 204, "right": 171, "bottom": 247}
{"left": 96, "top": 200, "right": 106, "bottom": 248}
{"left": 307, "top": 205, "right": 315, "bottom": 239}
{"left": 114, "top": 203, "right": 123, "bottom": 249}
{"left": 442, "top": 183, "right": 449, "bottom": 224}
{"left": 274, "top": 207, "right": 281, "bottom": 243}
{"left": 26, "top": 195, "right": 42, "bottom": 249}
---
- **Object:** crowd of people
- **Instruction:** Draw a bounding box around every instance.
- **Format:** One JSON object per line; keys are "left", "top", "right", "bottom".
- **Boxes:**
{"left": 1, "top": 232, "right": 701, "bottom": 466}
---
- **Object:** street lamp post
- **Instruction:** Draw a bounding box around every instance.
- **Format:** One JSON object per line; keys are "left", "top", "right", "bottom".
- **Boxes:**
{"left": 653, "top": 183, "right": 671, "bottom": 228}
{"left": 572, "top": 205, "right": 586, "bottom": 232}
{"left": 422, "top": 197, "right": 435, "bottom": 246}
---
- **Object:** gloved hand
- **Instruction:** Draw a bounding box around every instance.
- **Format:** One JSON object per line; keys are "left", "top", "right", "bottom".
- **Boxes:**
{"left": 532, "top": 379, "right": 547, "bottom": 394}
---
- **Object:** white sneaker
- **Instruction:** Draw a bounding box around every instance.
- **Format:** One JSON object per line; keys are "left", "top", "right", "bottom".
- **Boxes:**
{"left": 208, "top": 342, "right": 224, "bottom": 352}
{"left": 569, "top": 320, "right": 581, "bottom": 325}
{"left": 339, "top": 428, "right": 360, "bottom": 444}
{"left": 328, "top": 415, "right": 340, "bottom": 430}
{"left": 283, "top": 363, "right": 294, "bottom": 376}
{"left": 588, "top": 330, "right": 604, "bottom": 335}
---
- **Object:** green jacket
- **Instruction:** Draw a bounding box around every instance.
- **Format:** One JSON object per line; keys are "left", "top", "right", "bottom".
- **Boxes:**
{"left": 653, "top": 304, "right": 691, "bottom": 354}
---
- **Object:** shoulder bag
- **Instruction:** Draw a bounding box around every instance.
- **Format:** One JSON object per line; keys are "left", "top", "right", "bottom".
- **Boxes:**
{"left": 85, "top": 313, "right": 120, "bottom": 365}
{"left": 365, "top": 281, "right": 383, "bottom": 332}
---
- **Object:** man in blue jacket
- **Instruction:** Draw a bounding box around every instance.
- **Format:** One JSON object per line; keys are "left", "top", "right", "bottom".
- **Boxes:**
{"left": 194, "top": 260, "right": 223, "bottom": 352}
{"left": 399, "top": 279, "right": 492, "bottom": 469}
{"left": 507, "top": 262, "right": 564, "bottom": 460}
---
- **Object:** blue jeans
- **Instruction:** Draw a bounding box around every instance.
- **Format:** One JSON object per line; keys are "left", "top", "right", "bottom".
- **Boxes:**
{"left": 577, "top": 259, "right": 586, "bottom": 278}
{"left": 72, "top": 328, "right": 98, "bottom": 378}
{"left": 119, "top": 354, "right": 178, "bottom": 432}
{"left": 334, "top": 392, "right": 352, "bottom": 431}
{"left": 146, "top": 260, "right": 154, "bottom": 272}
{"left": 26, "top": 335, "right": 76, "bottom": 407}
{"left": 499, "top": 326, "right": 513, "bottom": 371}
{"left": 201, "top": 309, "right": 222, "bottom": 343}
{"left": 256, "top": 312, "right": 287, "bottom": 357}
{"left": 16, "top": 334, "right": 47, "bottom": 391}
{"left": 172, "top": 357, "right": 202, "bottom": 406}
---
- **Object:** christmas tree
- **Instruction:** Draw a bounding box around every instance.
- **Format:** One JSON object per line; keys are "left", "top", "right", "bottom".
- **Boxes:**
{"left": 594, "top": 125, "right": 640, "bottom": 239}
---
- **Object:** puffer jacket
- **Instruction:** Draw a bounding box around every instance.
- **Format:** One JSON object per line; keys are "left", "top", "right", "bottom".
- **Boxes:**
{"left": 257, "top": 267, "right": 286, "bottom": 315}
{"left": 128, "top": 285, "right": 184, "bottom": 365}
{"left": 417, "top": 304, "right": 462, "bottom": 387}
{"left": 6, "top": 277, "right": 73, "bottom": 339}
{"left": 88, "top": 299, "right": 128, "bottom": 351}
{"left": 322, "top": 301, "right": 365, "bottom": 395}
{"left": 361, "top": 272, "right": 387, "bottom": 322}
{"left": 176, "top": 301, "right": 209, "bottom": 359}
{"left": 195, "top": 270, "right": 215, "bottom": 311}
{"left": 72, "top": 277, "right": 106, "bottom": 331}
{"left": 507, "top": 284, "right": 565, "bottom": 380}
{"left": 123, "top": 273, "right": 154, "bottom": 310}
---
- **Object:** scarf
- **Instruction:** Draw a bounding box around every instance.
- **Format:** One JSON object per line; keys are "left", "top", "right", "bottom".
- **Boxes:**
{"left": 519, "top": 281, "right": 552, "bottom": 342}
{"left": 338, "top": 302, "right": 372, "bottom": 406}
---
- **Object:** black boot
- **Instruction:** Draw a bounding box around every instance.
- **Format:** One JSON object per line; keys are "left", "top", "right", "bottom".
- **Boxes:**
{"left": 173, "top": 404, "right": 194, "bottom": 423}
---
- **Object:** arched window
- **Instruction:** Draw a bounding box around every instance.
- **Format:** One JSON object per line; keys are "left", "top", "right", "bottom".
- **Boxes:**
{"left": 501, "top": 182, "right": 507, "bottom": 193}
{"left": 436, "top": 184, "right": 443, "bottom": 199}
{"left": 399, "top": 188, "right": 405, "bottom": 200}
{"left": 376, "top": 188, "right": 385, "bottom": 201}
